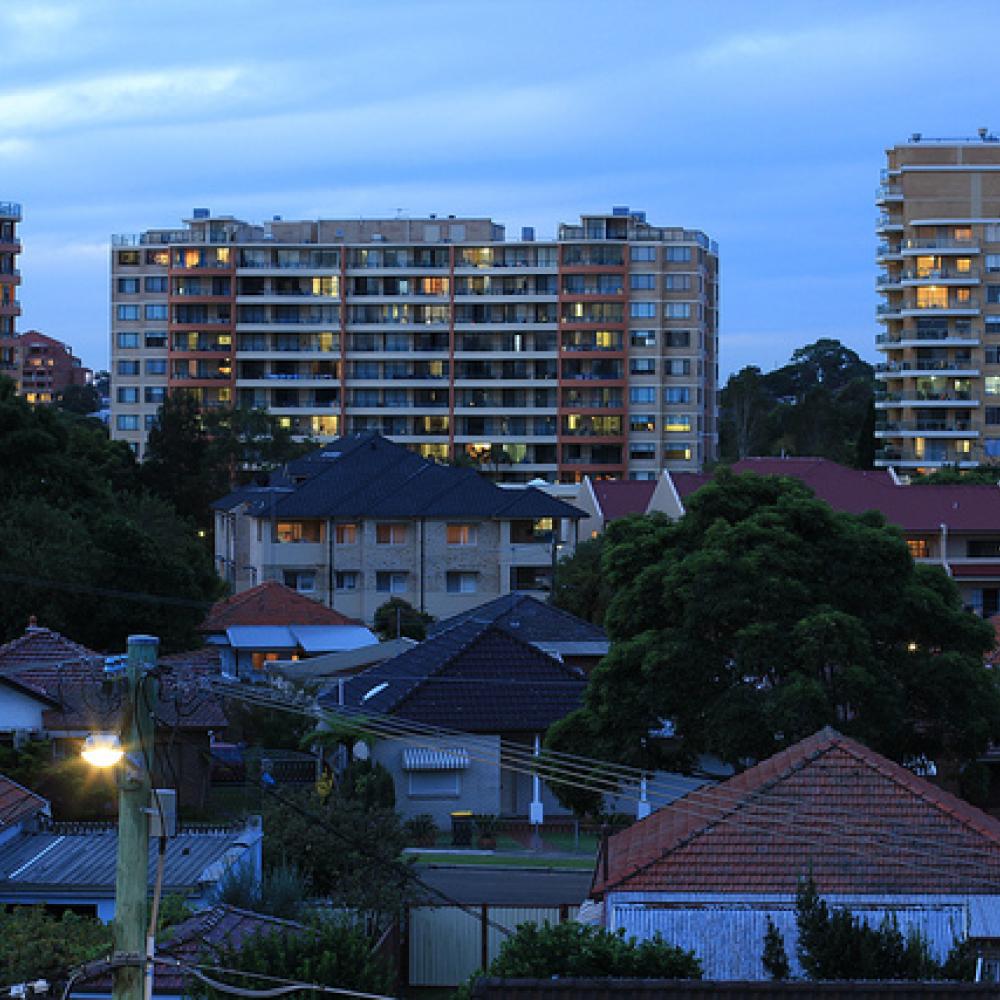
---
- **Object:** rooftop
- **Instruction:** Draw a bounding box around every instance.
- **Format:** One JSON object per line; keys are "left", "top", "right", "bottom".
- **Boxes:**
{"left": 0, "top": 774, "right": 47, "bottom": 830}
{"left": 590, "top": 479, "right": 657, "bottom": 522}
{"left": 200, "top": 580, "right": 358, "bottom": 632}
{"left": 592, "top": 728, "right": 1000, "bottom": 898}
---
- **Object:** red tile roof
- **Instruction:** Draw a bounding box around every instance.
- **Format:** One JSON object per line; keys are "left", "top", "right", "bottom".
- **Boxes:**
{"left": 593, "top": 728, "right": 1000, "bottom": 898}
{"left": 672, "top": 458, "right": 1000, "bottom": 533}
{"left": 200, "top": 581, "right": 357, "bottom": 631}
{"left": 0, "top": 774, "right": 47, "bottom": 829}
{"left": 0, "top": 622, "right": 101, "bottom": 670}
{"left": 591, "top": 480, "right": 657, "bottom": 522}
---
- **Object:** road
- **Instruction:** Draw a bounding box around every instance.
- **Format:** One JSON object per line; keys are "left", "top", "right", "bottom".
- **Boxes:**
{"left": 415, "top": 863, "right": 593, "bottom": 905}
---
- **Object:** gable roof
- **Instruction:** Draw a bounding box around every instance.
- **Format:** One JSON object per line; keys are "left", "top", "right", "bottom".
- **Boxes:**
{"left": 671, "top": 458, "right": 1000, "bottom": 533}
{"left": 593, "top": 728, "right": 1000, "bottom": 898}
{"left": 200, "top": 581, "right": 357, "bottom": 631}
{"left": 0, "top": 620, "right": 101, "bottom": 670}
{"left": 325, "top": 621, "right": 586, "bottom": 732}
{"left": 591, "top": 479, "right": 657, "bottom": 522}
{"left": 216, "top": 433, "right": 584, "bottom": 521}
{"left": 428, "top": 593, "right": 606, "bottom": 644}
{"left": 0, "top": 774, "right": 47, "bottom": 829}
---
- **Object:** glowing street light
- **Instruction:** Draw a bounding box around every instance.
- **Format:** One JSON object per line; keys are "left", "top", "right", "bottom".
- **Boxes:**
{"left": 81, "top": 732, "right": 124, "bottom": 768}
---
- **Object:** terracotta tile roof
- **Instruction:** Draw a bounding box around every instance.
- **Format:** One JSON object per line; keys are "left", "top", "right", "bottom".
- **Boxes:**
{"left": 0, "top": 774, "right": 47, "bottom": 829}
{"left": 0, "top": 621, "right": 101, "bottom": 670}
{"left": 76, "top": 905, "right": 302, "bottom": 996}
{"left": 591, "top": 479, "right": 656, "bottom": 522}
{"left": 200, "top": 581, "right": 357, "bottom": 631}
{"left": 593, "top": 728, "right": 1000, "bottom": 898}
{"left": 671, "top": 458, "right": 1000, "bottom": 533}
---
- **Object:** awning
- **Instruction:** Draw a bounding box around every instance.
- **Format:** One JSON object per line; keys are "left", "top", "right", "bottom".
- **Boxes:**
{"left": 401, "top": 748, "right": 470, "bottom": 771}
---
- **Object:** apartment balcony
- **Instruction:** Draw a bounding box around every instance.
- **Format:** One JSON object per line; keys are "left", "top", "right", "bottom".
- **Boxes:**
{"left": 0, "top": 202, "right": 22, "bottom": 220}
{"left": 876, "top": 242, "right": 903, "bottom": 261}
{"left": 899, "top": 298, "right": 980, "bottom": 318}
{"left": 875, "top": 184, "right": 904, "bottom": 204}
{"left": 876, "top": 330, "right": 981, "bottom": 349}
{"left": 876, "top": 272, "right": 904, "bottom": 290}
{"left": 875, "top": 361, "right": 979, "bottom": 378}
{"left": 900, "top": 268, "right": 980, "bottom": 285}
{"left": 874, "top": 420, "right": 976, "bottom": 438}
{"left": 874, "top": 391, "right": 978, "bottom": 408}
{"left": 876, "top": 214, "right": 904, "bottom": 233}
{"left": 874, "top": 447, "right": 979, "bottom": 469}
{"left": 902, "top": 238, "right": 980, "bottom": 255}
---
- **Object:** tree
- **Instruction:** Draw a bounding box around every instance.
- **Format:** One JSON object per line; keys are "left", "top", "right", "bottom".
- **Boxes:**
{"left": 190, "top": 915, "right": 393, "bottom": 1000}
{"left": 215, "top": 861, "right": 309, "bottom": 920}
{"left": 373, "top": 597, "right": 433, "bottom": 641}
{"left": 0, "top": 907, "right": 110, "bottom": 987}
{"left": 546, "top": 472, "right": 1000, "bottom": 785}
{"left": 793, "top": 876, "right": 972, "bottom": 980}
{"left": 762, "top": 916, "right": 790, "bottom": 980}
{"left": 55, "top": 383, "right": 101, "bottom": 414}
{"left": 719, "top": 365, "right": 771, "bottom": 459}
{"left": 455, "top": 921, "right": 701, "bottom": 1000}
{"left": 551, "top": 535, "right": 611, "bottom": 625}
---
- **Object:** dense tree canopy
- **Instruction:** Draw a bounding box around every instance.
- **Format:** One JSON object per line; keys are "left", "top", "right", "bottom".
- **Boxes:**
{"left": 546, "top": 471, "right": 1000, "bottom": 805}
{"left": 0, "top": 380, "right": 221, "bottom": 651}
{"left": 719, "top": 339, "right": 874, "bottom": 465}
{"left": 552, "top": 535, "right": 611, "bottom": 625}
{"left": 373, "top": 597, "right": 434, "bottom": 641}
{"left": 0, "top": 907, "right": 110, "bottom": 987}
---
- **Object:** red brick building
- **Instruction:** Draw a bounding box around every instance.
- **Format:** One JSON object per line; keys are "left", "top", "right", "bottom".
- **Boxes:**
{"left": 13, "top": 329, "right": 91, "bottom": 404}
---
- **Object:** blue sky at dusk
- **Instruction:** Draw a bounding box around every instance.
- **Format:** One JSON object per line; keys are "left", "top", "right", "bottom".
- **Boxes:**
{"left": 3, "top": 0, "right": 997, "bottom": 376}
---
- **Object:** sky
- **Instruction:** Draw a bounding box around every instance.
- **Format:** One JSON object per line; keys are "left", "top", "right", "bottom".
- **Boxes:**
{"left": 4, "top": 0, "right": 1000, "bottom": 378}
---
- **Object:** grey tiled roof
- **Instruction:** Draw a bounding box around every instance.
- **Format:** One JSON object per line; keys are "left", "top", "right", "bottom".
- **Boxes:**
{"left": 0, "top": 824, "right": 257, "bottom": 894}
{"left": 428, "top": 593, "right": 607, "bottom": 644}
{"left": 216, "top": 433, "right": 584, "bottom": 520}
{"left": 325, "top": 620, "right": 586, "bottom": 732}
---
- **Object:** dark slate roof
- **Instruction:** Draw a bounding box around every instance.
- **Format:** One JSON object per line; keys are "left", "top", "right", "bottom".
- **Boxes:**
{"left": 219, "top": 433, "right": 583, "bottom": 520}
{"left": 76, "top": 905, "right": 303, "bottom": 996}
{"left": 592, "top": 479, "right": 657, "bottom": 521}
{"left": 325, "top": 621, "right": 586, "bottom": 732}
{"left": 592, "top": 728, "right": 1000, "bottom": 898}
{"left": 0, "top": 823, "right": 257, "bottom": 893}
{"left": 428, "top": 593, "right": 606, "bottom": 644}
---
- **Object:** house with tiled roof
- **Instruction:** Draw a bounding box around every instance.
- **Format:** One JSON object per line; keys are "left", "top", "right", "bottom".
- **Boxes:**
{"left": 589, "top": 728, "right": 1000, "bottom": 981}
{"left": 212, "top": 433, "right": 584, "bottom": 624}
{"left": 668, "top": 458, "right": 1000, "bottom": 616}
{"left": 320, "top": 619, "right": 588, "bottom": 825}
{"left": 199, "top": 580, "right": 377, "bottom": 680}
{"left": 75, "top": 904, "right": 303, "bottom": 998}
{"left": 0, "top": 773, "right": 48, "bottom": 846}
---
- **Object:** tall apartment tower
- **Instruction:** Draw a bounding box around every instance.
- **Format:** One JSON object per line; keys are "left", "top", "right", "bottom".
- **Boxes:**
{"left": 110, "top": 208, "right": 718, "bottom": 480}
{"left": 0, "top": 201, "right": 21, "bottom": 382}
{"left": 876, "top": 132, "right": 1000, "bottom": 469}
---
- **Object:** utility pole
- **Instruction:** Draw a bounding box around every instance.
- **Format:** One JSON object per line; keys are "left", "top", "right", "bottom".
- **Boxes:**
{"left": 113, "top": 635, "right": 159, "bottom": 1000}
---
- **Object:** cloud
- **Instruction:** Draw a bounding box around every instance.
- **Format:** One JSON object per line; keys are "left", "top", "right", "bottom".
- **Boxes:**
{"left": 0, "top": 66, "right": 246, "bottom": 135}
{"left": 0, "top": 139, "right": 32, "bottom": 160}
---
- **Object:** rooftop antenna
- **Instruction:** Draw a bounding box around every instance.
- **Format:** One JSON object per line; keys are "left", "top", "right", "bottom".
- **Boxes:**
{"left": 980, "top": 127, "right": 990, "bottom": 140}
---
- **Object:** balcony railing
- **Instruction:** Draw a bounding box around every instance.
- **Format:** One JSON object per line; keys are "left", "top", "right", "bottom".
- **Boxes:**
{"left": 903, "top": 238, "right": 978, "bottom": 251}
{"left": 901, "top": 268, "right": 980, "bottom": 282}
{"left": 876, "top": 329, "right": 980, "bottom": 345}
{"left": 876, "top": 421, "right": 974, "bottom": 433}
{"left": 0, "top": 202, "right": 22, "bottom": 219}
{"left": 875, "top": 447, "right": 976, "bottom": 465}
{"left": 875, "top": 360, "right": 975, "bottom": 373}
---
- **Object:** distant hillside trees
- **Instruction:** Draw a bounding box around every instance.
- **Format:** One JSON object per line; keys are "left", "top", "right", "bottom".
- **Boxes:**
{"left": 719, "top": 339, "right": 874, "bottom": 466}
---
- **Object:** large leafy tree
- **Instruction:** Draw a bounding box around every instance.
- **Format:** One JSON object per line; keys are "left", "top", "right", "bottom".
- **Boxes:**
{"left": 552, "top": 535, "right": 611, "bottom": 625}
{"left": 0, "top": 907, "right": 110, "bottom": 987}
{"left": 547, "top": 471, "right": 1000, "bottom": 793}
{"left": 0, "top": 381, "right": 221, "bottom": 651}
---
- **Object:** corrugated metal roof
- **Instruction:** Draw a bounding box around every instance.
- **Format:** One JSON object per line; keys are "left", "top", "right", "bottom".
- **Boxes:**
{"left": 225, "top": 626, "right": 298, "bottom": 649}
{"left": 289, "top": 625, "right": 378, "bottom": 653}
{"left": 0, "top": 826, "right": 256, "bottom": 893}
{"left": 402, "top": 747, "right": 470, "bottom": 771}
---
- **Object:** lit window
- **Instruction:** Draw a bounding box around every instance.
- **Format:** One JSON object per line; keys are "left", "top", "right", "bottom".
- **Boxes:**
{"left": 446, "top": 572, "right": 478, "bottom": 593}
{"left": 446, "top": 524, "right": 477, "bottom": 546}
{"left": 664, "top": 414, "right": 693, "bottom": 432}
{"left": 276, "top": 521, "right": 322, "bottom": 543}
{"left": 630, "top": 414, "right": 655, "bottom": 432}
{"left": 907, "top": 539, "right": 930, "bottom": 559}
{"left": 631, "top": 330, "right": 655, "bottom": 348}
{"left": 376, "top": 523, "right": 406, "bottom": 545}
{"left": 335, "top": 524, "right": 358, "bottom": 545}
{"left": 663, "top": 444, "right": 693, "bottom": 461}
{"left": 117, "top": 251, "right": 140, "bottom": 266}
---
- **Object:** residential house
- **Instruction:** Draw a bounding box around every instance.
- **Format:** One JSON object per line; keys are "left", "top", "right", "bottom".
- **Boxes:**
{"left": 427, "top": 592, "right": 609, "bottom": 672}
{"left": 199, "top": 580, "right": 377, "bottom": 680}
{"left": 588, "top": 728, "right": 1000, "bottom": 981}
{"left": 75, "top": 904, "right": 304, "bottom": 1000}
{"left": 320, "top": 618, "right": 589, "bottom": 825}
{"left": 212, "top": 433, "right": 584, "bottom": 621}
{"left": 0, "top": 619, "right": 227, "bottom": 808}
{"left": 0, "top": 816, "right": 262, "bottom": 921}
{"left": 0, "top": 772, "right": 49, "bottom": 847}
{"left": 658, "top": 457, "right": 1000, "bottom": 617}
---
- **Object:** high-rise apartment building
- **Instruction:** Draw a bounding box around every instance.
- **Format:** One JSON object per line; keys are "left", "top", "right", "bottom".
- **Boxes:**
{"left": 876, "top": 132, "right": 1000, "bottom": 469}
{"left": 0, "top": 201, "right": 21, "bottom": 382}
{"left": 110, "top": 207, "right": 718, "bottom": 480}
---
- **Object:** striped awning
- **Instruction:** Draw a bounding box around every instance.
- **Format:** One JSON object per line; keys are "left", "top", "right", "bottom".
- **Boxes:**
{"left": 401, "top": 747, "right": 470, "bottom": 771}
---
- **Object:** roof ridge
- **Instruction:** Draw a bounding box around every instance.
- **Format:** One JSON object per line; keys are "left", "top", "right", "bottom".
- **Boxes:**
{"left": 305, "top": 440, "right": 424, "bottom": 514}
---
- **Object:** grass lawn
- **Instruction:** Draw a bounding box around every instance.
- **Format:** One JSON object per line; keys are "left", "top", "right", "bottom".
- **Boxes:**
{"left": 540, "top": 831, "right": 599, "bottom": 855}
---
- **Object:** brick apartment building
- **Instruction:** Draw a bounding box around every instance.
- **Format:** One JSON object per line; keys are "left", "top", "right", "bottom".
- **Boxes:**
{"left": 877, "top": 130, "right": 1000, "bottom": 470}
{"left": 0, "top": 201, "right": 20, "bottom": 383}
{"left": 110, "top": 207, "right": 719, "bottom": 481}
{"left": 13, "top": 330, "right": 90, "bottom": 404}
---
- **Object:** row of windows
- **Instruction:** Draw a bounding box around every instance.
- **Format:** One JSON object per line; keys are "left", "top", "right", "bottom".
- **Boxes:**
{"left": 117, "top": 304, "right": 169, "bottom": 321}
{"left": 282, "top": 569, "right": 479, "bottom": 595}
{"left": 270, "top": 522, "right": 479, "bottom": 546}
{"left": 117, "top": 331, "right": 167, "bottom": 349}
{"left": 629, "top": 414, "right": 696, "bottom": 432}
{"left": 629, "top": 274, "right": 702, "bottom": 291}
{"left": 118, "top": 359, "right": 167, "bottom": 375}
{"left": 630, "top": 386, "right": 696, "bottom": 404}
{"left": 630, "top": 246, "right": 695, "bottom": 263}
{"left": 629, "top": 302, "right": 701, "bottom": 320}
{"left": 117, "top": 277, "right": 169, "bottom": 294}
{"left": 116, "top": 386, "right": 166, "bottom": 404}
{"left": 116, "top": 414, "right": 158, "bottom": 431}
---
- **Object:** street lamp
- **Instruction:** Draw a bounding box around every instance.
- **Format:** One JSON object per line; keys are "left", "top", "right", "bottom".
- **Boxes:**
{"left": 81, "top": 634, "right": 159, "bottom": 1000}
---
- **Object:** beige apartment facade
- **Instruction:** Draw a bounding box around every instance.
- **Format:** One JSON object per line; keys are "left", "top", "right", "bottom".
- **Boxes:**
{"left": 876, "top": 132, "right": 1000, "bottom": 469}
{"left": 111, "top": 207, "right": 718, "bottom": 481}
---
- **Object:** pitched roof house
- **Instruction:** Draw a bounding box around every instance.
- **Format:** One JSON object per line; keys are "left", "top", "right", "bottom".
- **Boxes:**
{"left": 212, "top": 433, "right": 585, "bottom": 623}
{"left": 590, "top": 728, "right": 1000, "bottom": 980}
{"left": 200, "top": 580, "right": 376, "bottom": 680}
{"left": 321, "top": 619, "right": 587, "bottom": 825}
